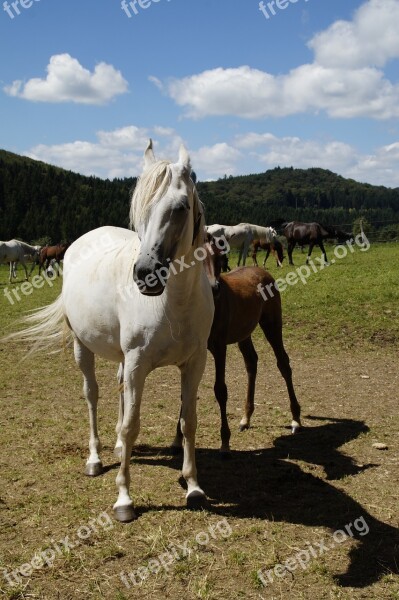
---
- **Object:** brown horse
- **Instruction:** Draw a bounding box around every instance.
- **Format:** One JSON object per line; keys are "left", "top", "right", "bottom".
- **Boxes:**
{"left": 173, "top": 243, "right": 301, "bottom": 454}
{"left": 252, "top": 238, "right": 284, "bottom": 268}
{"left": 38, "top": 243, "right": 69, "bottom": 275}
{"left": 282, "top": 221, "right": 352, "bottom": 266}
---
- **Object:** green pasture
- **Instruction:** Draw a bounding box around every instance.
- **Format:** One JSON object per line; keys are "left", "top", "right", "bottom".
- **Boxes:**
{"left": 1, "top": 242, "right": 398, "bottom": 351}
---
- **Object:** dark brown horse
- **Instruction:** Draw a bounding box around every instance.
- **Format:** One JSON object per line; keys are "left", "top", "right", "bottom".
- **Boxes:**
{"left": 38, "top": 243, "right": 69, "bottom": 275}
{"left": 282, "top": 221, "right": 337, "bottom": 265}
{"left": 173, "top": 243, "right": 301, "bottom": 454}
{"left": 252, "top": 238, "right": 284, "bottom": 268}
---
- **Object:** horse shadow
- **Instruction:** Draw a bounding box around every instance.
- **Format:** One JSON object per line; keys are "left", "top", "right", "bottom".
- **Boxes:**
{"left": 123, "top": 417, "right": 398, "bottom": 588}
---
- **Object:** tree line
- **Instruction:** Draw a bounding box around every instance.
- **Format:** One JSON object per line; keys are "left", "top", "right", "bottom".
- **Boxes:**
{"left": 1, "top": 150, "right": 399, "bottom": 245}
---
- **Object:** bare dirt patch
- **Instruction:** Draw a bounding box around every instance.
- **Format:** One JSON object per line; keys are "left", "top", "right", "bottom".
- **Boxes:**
{"left": 0, "top": 336, "right": 398, "bottom": 600}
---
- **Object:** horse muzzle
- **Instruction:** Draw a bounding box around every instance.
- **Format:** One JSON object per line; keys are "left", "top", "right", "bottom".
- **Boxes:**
{"left": 133, "top": 261, "right": 169, "bottom": 296}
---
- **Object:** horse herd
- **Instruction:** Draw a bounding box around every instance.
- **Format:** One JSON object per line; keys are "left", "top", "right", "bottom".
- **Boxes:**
{"left": 3, "top": 141, "right": 352, "bottom": 522}
{"left": 0, "top": 240, "right": 69, "bottom": 282}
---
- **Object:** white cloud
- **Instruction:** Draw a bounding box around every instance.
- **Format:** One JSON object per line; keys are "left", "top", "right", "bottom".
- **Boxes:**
{"left": 309, "top": 0, "right": 399, "bottom": 68}
{"left": 26, "top": 126, "right": 184, "bottom": 179}
{"left": 235, "top": 132, "right": 399, "bottom": 187}
{"left": 159, "top": 0, "right": 399, "bottom": 120}
{"left": 191, "top": 143, "right": 242, "bottom": 177}
{"left": 4, "top": 54, "right": 128, "bottom": 105}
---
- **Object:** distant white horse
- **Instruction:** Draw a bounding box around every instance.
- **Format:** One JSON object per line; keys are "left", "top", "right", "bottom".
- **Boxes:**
{"left": 206, "top": 223, "right": 277, "bottom": 266}
{"left": 6, "top": 141, "right": 214, "bottom": 523}
{"left": 0, "top": 240, "right": 40, "bottom": 282}
{"left": 10, "top": 245, "right": 41, "bottom": 279}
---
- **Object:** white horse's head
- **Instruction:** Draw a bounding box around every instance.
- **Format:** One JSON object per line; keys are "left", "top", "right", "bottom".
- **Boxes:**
{"left": 130, "top": 140, "right": 203, "bottom": 296}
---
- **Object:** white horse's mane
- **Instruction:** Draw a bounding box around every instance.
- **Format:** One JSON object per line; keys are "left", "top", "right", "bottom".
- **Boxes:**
{"left": 129, "top": 160, "right": 171, "bottom": 231}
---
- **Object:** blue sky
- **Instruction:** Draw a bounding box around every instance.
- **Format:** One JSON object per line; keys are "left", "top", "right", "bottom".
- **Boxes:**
{"left": 1, "top": 0, "right": 399, "bottom": 186}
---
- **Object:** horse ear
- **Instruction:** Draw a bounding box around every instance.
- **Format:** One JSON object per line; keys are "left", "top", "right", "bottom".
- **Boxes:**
{"left": 177, "top": 144, "right": 191, "bottom": 174}
{"left": 144, "top": 139, "right": 156, "bottom": 169}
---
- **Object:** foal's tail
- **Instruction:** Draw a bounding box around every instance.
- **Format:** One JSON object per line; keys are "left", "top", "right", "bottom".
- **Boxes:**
{"left": 2, "top": 295, "right": 72, "bottom": 358}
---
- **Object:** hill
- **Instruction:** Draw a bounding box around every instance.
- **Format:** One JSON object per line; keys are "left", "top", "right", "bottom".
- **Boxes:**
{"left": 1, "top": 150, "right": 399, "bottom": 243}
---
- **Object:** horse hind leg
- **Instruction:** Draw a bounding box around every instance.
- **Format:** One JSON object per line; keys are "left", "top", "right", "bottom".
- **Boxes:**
{"left": 238, "top": 337, "right": 258, "bottom": 431}
{"left": 259, "top": 316, "right": 301, "bottom": 433}
{"left": 73, "top": 338, "right": 103, "bottom": 477}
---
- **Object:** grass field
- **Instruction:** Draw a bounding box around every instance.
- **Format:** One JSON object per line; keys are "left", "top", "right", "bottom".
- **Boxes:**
{"left": 0, "top": 243, "right": 398, "bottom": 600}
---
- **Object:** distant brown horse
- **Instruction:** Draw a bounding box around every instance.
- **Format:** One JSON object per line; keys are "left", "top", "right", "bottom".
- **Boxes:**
{"left": 173, "top": 243, "right": 301, "bottom": 454}
{"left": 38, "top": 243, "right": 69, "bottom": 275}
{"left": 282, "top": 222, "right": 353, "bottom": 266}
{"left": 252, "top": 238, "right": 284, "bottom": 268}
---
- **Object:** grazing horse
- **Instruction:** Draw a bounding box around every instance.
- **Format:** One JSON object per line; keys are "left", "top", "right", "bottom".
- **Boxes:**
{"left": 173, "top": 243, "right": 301, "bottom": 454}
{"left": 282, "top": 221, "right": 333, "bottom": 265}
{"left": 206, "top": 223, "right": 277, "bottom": 266}
{"left": 0, "top": 240, "right": 40, "bottom": 282}
{"left": 6, "top": 141, "right": 214, "bottom": 522}
{"left": 252, "top": 238, "right": 284, "bottom": 268}
{"left": 38, "top": 243, "right": 69, "bottom": 275}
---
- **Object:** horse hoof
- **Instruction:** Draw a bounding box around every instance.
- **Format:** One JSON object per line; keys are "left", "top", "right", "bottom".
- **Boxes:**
{"left": 186, "top": 490, "right": 208, "bottom": 511}
{"left": 291, "top": 423, "right": 302, "bottom": 434}
{"left": 114, "top": 505, "right": 137, "bottom": 523}
{"left": 239, "top": 423, "right": 249, "bottom": 432}
{"left": 84, "top": 462, "right": 103, "bottom": 477}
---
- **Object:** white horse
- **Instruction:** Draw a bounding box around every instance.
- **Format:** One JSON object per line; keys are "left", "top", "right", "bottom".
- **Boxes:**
{"left": 6, "top": 141, "right": 214, "bottom": 522}
{"left": 0, "top": 240, "right": 40, "bottom": 282}
{"left": 206, "top": 223, "right": 277, "bottom": 266}
{"left": 206, "top": 223, "right": 253, "bottom": 265}
{"left": 10, "top": 245, "right": 42, "bottom": 279}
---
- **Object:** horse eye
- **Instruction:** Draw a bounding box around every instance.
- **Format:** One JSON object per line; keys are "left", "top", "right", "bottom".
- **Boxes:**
{"left": 175, "top": 201, "right": 190, "bottom": 212}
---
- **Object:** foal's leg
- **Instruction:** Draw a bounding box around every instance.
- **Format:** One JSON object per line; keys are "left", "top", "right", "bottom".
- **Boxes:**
{"left": 73, "top": 338, "right": 103, "bottom": 476}
{"left": 210, "top": 344, "right": 231, "bottom": 454}
{"left": 180, "top": 350, "right": 208, "bottom": 506}
{"left": 238, "top": 337, "right": 258, "bottom": 431}
{"left": 114, "top": 362, "right": 124, "bottom": 459}
{"left": 114, "top": 351, "right": 146, "bottom": 522}
{"left": 259, "top": 316, "right": 301, "bottom": 433}
{"left": 263, "top": 248, "right": 271, "bottom": 268}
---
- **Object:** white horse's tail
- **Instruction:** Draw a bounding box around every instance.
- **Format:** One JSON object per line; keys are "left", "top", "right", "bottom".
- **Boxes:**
{"left": 3, "top": 295, "right": 71, "bottom": 357}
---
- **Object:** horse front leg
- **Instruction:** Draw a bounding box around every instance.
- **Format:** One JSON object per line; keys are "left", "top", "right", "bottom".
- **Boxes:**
{"left": 114, "top": 351, "right": 147, "bottom": 522}
{"left": 73, "top": 338, "right": 103, "bottom": 477}
{"left": 114, "top": 362, "right": 124, "bottom": 459}
{"left": 306, "top": 242, "right": 315, "bottom": 264}
{"left": 238, "top": 337, "right": 258, "bottom": 431}
{"left": 209, "top": 344, "right": 231, "bottom": 454}
{"left": 180, "top": 349, "right": 208, "bottom": 506}
{"left": 21, "top": 261, "right": 29, "bottom": 281}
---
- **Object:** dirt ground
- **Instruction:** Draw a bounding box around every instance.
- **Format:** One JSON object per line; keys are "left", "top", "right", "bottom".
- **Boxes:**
{"left": 0, "top": 336, "right": 398, "bottom": 599}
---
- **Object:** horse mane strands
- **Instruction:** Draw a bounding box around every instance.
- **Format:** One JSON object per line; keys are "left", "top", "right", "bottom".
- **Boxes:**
{"left": 129, "top": 160, "right": 171, "bottom": 231}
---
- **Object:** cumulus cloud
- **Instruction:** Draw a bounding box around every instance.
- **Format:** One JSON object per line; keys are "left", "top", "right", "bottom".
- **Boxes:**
{"left": 191, "top": 143, "right": 242, "bottom": 177}
{"left": 235, "top": 132, "right": 399, "bottom": 187}
{"left": 26, "top": 126, "right": 184, "bottom": 179}
{"left": 159, "top": 0, "right": 399, "bottom": 120}
{"left": 4, "top": 54, "right": 128, "bottom": 104}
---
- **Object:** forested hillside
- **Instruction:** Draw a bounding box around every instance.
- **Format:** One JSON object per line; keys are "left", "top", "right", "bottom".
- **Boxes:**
{"left": 1, "top": 150, "right": 399, "bottom": 244}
